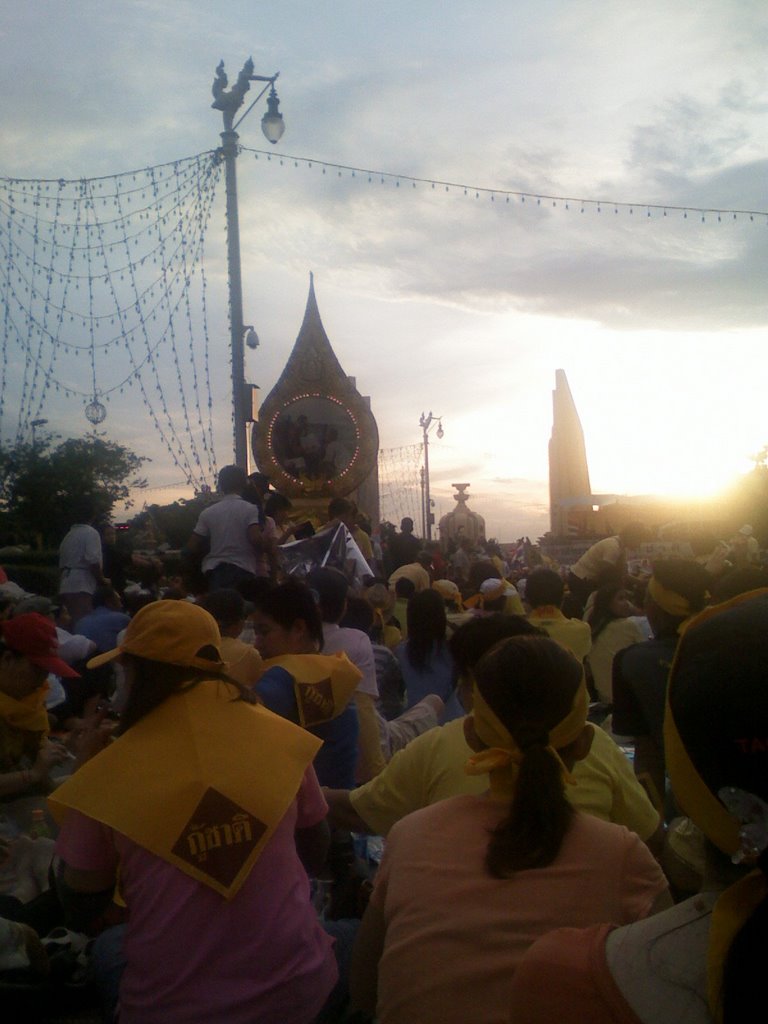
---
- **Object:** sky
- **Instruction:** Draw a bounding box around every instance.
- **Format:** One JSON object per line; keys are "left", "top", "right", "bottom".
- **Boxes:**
{"left": 1, "top": 0, "right": 766, "bottom": 540}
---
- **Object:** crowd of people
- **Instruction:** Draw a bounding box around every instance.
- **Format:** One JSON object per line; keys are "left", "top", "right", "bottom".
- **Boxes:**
{"left": 0, "top": 466, "right": 766, "bottom": 1023}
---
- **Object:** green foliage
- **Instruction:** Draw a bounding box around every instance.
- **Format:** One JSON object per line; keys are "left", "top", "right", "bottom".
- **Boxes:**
{"left": 0, "top": 431, "right": 148, "bottom": 547}
{"left": 127, "top": 494, "right": 212, "bottom": 549}
{"left": 4, "top": 564, "right": 60, "bottom": 598}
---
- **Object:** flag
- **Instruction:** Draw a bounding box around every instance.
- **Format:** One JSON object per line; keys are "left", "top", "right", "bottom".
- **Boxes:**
{"left": 279, "top": 523, "right": 373, "bottom": 586}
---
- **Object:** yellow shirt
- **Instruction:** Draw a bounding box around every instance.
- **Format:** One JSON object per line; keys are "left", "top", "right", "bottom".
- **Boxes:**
{"left": 350, "top": 719, "right": 484, "bottom": 836}
{"left": 350, "top": 718, "right": 659, "bottom": 841}
{"left": 528, "top": 607, "right": 592, "bottom": 663}
{"left": 389, "top": 563, "right": 431, "bottom": 592}
{"left": 571, "top": 726, "right": 660, "bottom": 841}
{"left": 352, "top": 526, "right": 374, "bottom": 564}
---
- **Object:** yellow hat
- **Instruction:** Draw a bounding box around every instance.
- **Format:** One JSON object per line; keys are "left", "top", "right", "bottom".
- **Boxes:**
{"left": 87, "top": 600, "right": 225, "bottom": 673}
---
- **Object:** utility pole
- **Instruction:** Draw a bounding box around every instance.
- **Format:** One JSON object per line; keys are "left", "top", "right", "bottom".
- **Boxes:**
{"left": 211, "top": 59, "right": 284, "bottom": 469}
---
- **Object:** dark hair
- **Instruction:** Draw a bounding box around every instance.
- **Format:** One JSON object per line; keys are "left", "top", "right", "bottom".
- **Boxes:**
{"left": 448, "top": 613, "right": 543, "bottom": 674}
{"left": 307, "top": 567, "right": 349, "bottom": 623}
{"left": 586, "top": 584, "right": 625, "bottom": 640}
{"left": 394, "top": 577, "right": 416, "bottom": 599}
{"left": 525, "top": 568, "right": 565, "bottom": 609}
{"left": 118, "top": 651, "right": 253, "bottom": 734}
{"left": 70, "top": 496, "right": 98, "bottom": 525}
{"left": 619, "top": 522, "right": 647, "bottom": 547}
{"left": 651, "top": 559, "right": 709, "bottom": 613}
{"left": 406, "top": 589, "right": 447, "bottom": 670}
{"left": 198, "top": 588, "right": 245, "bottom": 629}
{"left": 473, "top": 635, "right": 583, "bottom": 877}
{"left": 467, "top": 560, "right": 500, "bottom": 594}
{"left": 710, "top": 566, "right": 768, "bottom": 603}
{"left": 252, "top": 580, "right": 324, "bottom": 650}
{"left": 264, "top": 493, "right": 292, "bottom": 519}
{"left": 340, "top": 596, "right": 375, "bottom": 633}
{"left": 328, "top": 497, "right": 354, "bottom": 519}
{"left": 217, "top": 464, "right": 246, "bottom": 494}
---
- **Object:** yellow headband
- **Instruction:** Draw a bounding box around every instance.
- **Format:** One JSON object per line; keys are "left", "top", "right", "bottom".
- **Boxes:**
{"left": 465, "top": 677, "right": 588, "bottom": 798}
{"left": 647, "top": 577, "right": 692, "bottom": 619}
{"left": 432, "top": 580, "right": 463, "bottom": 609}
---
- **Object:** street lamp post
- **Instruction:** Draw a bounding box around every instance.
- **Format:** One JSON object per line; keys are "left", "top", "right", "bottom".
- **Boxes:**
{"left": 30, "top": 418, "right": 48, "bottom": 446}
{"left": 211, "top": 59, "right": 285, "bottom": 470}
{"left": 419, "top": 411, "right": 444, "bottom": 541}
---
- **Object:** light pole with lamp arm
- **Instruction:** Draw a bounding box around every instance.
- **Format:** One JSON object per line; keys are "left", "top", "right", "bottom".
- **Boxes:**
{"left": 419, "top": 411, "right": 444, "bottom": 541}
{"left": 212, "top": 58, "right": 285, "bottom": 471}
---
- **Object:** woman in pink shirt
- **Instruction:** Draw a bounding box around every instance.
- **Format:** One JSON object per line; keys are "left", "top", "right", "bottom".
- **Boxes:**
{"left": 350, "top": 635, "right": 669, "bottom": 1024}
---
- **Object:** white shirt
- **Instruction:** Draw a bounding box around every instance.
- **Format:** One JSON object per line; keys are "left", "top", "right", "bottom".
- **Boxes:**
{"left": 321, "top": 623, "right": 379, "bottom": 697}
{"left": 193, "top": 494, "right": 262, "bottom": 574}
{"left": 58, "top": 523, "right": 103, "bottom": 595}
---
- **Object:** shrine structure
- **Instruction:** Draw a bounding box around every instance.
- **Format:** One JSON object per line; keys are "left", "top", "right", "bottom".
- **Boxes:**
{"left": 251, "top": 274, "right": 380, "bottom": 524}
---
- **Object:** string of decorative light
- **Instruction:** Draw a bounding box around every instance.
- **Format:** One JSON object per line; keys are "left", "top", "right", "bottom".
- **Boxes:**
{"left": 379, "top": 444, "right": 423, "bottom": 527}
{"left": 0, "top": 153, "right": 222, "bottom": 489}
{"left": 242, "top": 146, "right": 768, "bottom": 223}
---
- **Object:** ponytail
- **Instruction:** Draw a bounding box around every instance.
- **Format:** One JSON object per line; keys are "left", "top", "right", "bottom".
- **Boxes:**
{"left": 486, "top": 739, "right": 574, "bottom": 878}
{"left": 472, "top": 634, "right": 582, "bottom": 878}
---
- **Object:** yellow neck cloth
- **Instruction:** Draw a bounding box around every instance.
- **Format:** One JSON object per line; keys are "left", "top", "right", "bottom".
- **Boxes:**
{"left": 49, "top": 679, "right": 320, "bottom": 899}
{"left": 465, "top": 677, "right": 589, "bottom": 800}
{"left": 0, "top": 684, "right": 50, "bottom": 734}
{"left": 257, "top": 652, "right": 362, "bottom": 728}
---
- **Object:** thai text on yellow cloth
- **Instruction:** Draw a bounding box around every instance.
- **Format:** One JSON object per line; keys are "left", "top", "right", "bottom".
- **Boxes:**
{"left": 48, "top": 679, "right": 320, "bottom": 899}
{"left": 257, "top": 652, "right": 362, "bottom": 728}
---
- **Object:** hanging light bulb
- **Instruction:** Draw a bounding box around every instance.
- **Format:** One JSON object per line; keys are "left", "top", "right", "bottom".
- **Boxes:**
{"left": 85, "top": 398, "right": 107, "bottom": 424}
{"left": 261, "top": 84, "right": 285, "bottom": 144}
{"left": 437, "top": 420, "right": 444, "bottom": 439}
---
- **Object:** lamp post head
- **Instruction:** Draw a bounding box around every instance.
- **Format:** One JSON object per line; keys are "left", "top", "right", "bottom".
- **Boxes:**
{"left": 261, "top": 84, "right": 285, "bottom": 144}
{"left": 436, "top": 420, "right": 444, "bottom": 439}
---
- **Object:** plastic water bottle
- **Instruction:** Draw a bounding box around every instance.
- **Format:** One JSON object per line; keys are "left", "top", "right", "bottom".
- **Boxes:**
{"left": 29, "top": 809, "right": 51, "bottom": 840}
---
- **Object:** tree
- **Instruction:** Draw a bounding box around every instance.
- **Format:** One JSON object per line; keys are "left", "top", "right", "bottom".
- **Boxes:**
{"left": 127, "top": 494, "right": 213, "bottom": 550}
{"left": 0, "top": 431, "right": 148, "bottom": 547}
{"left": 726, "top": 450, "right": 768, "bottom": 546}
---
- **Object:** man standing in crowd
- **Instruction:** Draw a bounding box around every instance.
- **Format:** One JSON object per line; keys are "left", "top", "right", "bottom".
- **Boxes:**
{"left": 188, "top": 465, "right": 266, "bottom": 591}
{"left": 567, "top": 522, "right": 648, "bottom": 614}
{"left": 58, "top": 499, "right": 110, "bottom": 627}
{"left": 387, "top": 517, "right": 421, "bottom": 573}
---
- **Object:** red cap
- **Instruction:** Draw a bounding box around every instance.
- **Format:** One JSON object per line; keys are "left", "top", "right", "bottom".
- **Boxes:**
{"left": 0, "top": 613, "right": 80, "bottom": 679}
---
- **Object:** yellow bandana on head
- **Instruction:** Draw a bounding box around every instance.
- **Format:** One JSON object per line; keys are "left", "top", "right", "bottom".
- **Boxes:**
{"left": 432, "top": 580, "right": 464, "bottom": 610}
{"left": 0, "top": 684, "right": 50, "bottom": 734}
{"left": 647, "top": 577, "right": 694, "bottom": 620}
{"left": 49, "top": 680, "right": 320, "bottom": 899}
{"left": 258, "top": 652, "right": 362, "bottom": 728}
{"left": 465, "top": 677, "right": 588, "bottom": 800}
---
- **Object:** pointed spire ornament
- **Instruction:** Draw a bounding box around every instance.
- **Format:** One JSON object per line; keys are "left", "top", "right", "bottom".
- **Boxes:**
{"left": 252, "top": 273, "right": 379, "bottom": 502}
